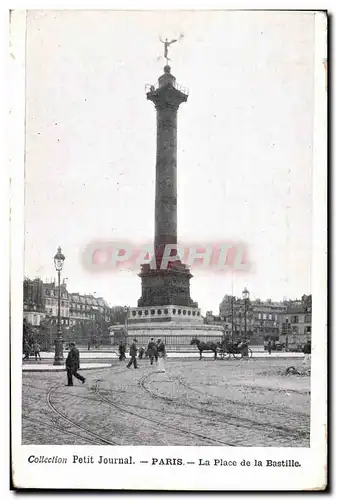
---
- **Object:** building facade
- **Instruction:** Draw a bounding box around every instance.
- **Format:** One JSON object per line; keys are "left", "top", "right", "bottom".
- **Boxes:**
{"left": 219, "top": 295, "right": 287, "bottom": 343}
{"left": 23, "top": 278, "right": 46, "bottom": 326}
{"left": 23, "top": 278, "right": 111, "bottom": 331}
{"left": 44, "top": 281, "right": 70, "bottom": 327}
{"left": 68, "top": 293, "right": 111, "bottom": 327}
{"left": 279, "top": 295, "right": 312, "bottom": 347}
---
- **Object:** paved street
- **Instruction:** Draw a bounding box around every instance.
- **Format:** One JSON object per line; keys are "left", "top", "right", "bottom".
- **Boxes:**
{"left": 22, "top": 358, "right": 310, "bottom": 447}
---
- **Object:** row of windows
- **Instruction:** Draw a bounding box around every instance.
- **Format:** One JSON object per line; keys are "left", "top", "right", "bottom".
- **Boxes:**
{"left": 132, "top": 309, "right": 200, "bottom": 317}
{"left": 290, "top": 315, "right": 311, "bottom": 324}
{"left": 291, "top": 326, "right": 311, "bottom": 334}
{"left": 45, "top": 291, "right": 67, "bottom": 299}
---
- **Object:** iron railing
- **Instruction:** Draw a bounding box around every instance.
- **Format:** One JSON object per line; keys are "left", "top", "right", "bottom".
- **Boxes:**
{"left": 145, "top": 81, "right": 189, "bottom": 96}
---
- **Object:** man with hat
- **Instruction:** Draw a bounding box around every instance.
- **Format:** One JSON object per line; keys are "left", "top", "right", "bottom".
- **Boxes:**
{"left": 66, "top": 342, "right": 85, "bottom": 386}
{"left": 147, "top": 337, "right": 157, "bottom": 365}
{"left": 127, "top": 339, "right": 138, "bottom": 369}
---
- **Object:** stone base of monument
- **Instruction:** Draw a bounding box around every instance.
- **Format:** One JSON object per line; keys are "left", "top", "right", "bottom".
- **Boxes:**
{"left": 126, "top": 305, "right": 223, "bottom": 346}
{"left": 127, "top": 323, "right": 223, "bottom": 339}
{"left": 110, "top": 306, "right": 224, "bottom": 348}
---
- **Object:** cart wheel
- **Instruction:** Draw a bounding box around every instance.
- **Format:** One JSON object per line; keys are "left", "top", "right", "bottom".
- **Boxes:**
{"left": 233, "top": 351, "right": 242, "bottom": 360}
{"left": 222, "top": 351, "right": 230, "bottom": 360}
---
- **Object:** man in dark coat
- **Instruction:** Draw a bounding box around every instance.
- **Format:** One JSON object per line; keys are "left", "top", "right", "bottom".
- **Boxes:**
{"left": 267, "top": 339, "right": 272, "bottom": 355}
{"left": 303, "top": 340, "right": 311, "bottom": 354}
{"left": 66, "top": 342, "right": 85, "bottom": 386}
{"left": 127, "top": 339, "right": 138, "bottom": 369}
{"left": 118, "top": 342, "right": 126, "bottom": 361}
{"left": 157, "top": 339, "right": 166, "bottom": 358}
{"left": 147, "top": 338, "right": 157, "bottom": 365}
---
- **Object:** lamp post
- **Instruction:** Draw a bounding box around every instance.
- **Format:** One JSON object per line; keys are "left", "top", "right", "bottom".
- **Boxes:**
{"left": 231, "top": 295, "right": 235, "bottom": 342}
{"left": 242, "top": 287, "right": 250, "bottom": 341}
{"left": 124, "top": 305, "right": 129, "bottom": 341}
{"left": 285, "top": 316, "right": 289, "bottom": 350}
{"left": 53, "top": 246, "right": 65, "bottom": 365}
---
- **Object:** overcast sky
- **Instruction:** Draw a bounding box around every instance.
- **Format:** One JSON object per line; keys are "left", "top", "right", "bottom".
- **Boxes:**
{"left": 24, "top": 10, "right": 315, "bottom": 312}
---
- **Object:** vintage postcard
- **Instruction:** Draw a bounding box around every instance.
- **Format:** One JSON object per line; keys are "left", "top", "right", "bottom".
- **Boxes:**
{"left": 10, "top": 8, "right": 327, "bottom": 491}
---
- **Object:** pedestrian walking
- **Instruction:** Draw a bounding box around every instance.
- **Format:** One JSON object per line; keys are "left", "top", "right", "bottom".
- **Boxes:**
{"left": 138, "top": 346, "right": 145, "bottom": 359}
{"left": 66, "top": 342, "right": 85, "bottom": 386}
{"left": 156, "top": 339, "right": 166, "bottom": 373}
{"left": 267, "top": 339, "right": 272, "bottom": 355}
{"left": 23, "top": 340, "right": 30, "bottom": 360}
{"left": 302, "top": 340, "right": 311, "bottom": 366}
{"left": 32, "top": 341, "right": 41, "bottom": 361}
{"left": 157, "top": 339, "right": 166, "bottom": 358}
{"left": 118, "top": 342, "right": 126, "bottom": 361}
{"left": 147, "top": 338, "right": 157, "bottom": 365}
{"left": 127, "top": 339, "right": 138, "bottom": 369}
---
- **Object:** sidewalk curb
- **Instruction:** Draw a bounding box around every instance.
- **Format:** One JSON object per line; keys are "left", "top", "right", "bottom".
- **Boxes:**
{"left": 22, "top": 363, "right": 112, "bottom": 372}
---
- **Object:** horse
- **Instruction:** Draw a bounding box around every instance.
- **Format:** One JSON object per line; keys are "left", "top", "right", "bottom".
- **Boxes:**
{"left": 190, "top": 338, "right": 218, "bottom": 360}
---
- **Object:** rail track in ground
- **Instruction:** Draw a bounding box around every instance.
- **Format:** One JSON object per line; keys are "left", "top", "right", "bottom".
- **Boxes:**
{"left": 93, "top": 380, "right": 235, "bottom": 446}
{"left": 46, "top": 384, "right": 120, "bottom": 445}
{"left": 22, "top": 414, "right": 102, "bottom": 445}
{"left": 139, "top": 372, "right": 310, "bottom": 442}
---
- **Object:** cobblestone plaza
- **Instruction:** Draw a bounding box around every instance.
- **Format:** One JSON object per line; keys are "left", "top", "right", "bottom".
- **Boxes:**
{"left": 22, "top": 357, "right": 310, "bottom": 447}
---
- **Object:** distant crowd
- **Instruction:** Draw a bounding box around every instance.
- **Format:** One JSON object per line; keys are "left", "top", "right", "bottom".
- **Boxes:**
{"left": 118, "top": 337, "right": 166, "bottom": 369}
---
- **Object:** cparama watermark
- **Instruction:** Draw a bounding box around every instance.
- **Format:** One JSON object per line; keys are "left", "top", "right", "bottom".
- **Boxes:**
{"left": 82, "top": 241, "right": 252, "bottom": 273}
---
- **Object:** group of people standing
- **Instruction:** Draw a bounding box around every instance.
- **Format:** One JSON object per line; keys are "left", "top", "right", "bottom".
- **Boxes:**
{"left": 23, "top": 340, "right": 41, "bottom": 361}
{"left": 118, "top": 337, "right": 166, "bottom": 370}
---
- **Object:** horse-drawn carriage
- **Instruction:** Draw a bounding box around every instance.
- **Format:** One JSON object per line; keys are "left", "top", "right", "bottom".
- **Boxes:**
{"left": 218, "top": 340, "right": 253, "bottom": 360}
{"left": 190, "top": 338, "right": 253, "bottom": 360}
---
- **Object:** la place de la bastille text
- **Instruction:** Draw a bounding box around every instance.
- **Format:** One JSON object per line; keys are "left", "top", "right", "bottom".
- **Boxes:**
{"left": 28, "top": 456, "right": 301, "bottom": 468}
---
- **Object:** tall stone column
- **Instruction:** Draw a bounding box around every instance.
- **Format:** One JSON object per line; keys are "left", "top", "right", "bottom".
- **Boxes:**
{"left": 137, "top": 65, "right": 197, "bottom": 308}
{"left": 150, "top": 65, "right": 187, "bottom": 262}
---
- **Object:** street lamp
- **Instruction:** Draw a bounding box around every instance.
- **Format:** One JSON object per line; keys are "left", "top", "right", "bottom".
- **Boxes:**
{"left": 285, "top": 316, "right": 289, "bottom": 350}
{"left": 242, "top": 287, "right": 250, "bottom": 341}
{"left": 53, "top": 246, "right": 65, "bottom": 365}
{"left": 124, "top": 305, "right": 129, "bottom": 340}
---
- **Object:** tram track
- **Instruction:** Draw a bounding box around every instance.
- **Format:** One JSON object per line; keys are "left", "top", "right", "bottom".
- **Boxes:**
{"left": 46, "top": 384, "right": 120, "bottom": 445}
{"left": 139, "top": 372, "right": 309, "bottom": 441}
{"left": 94, "top": 379, "right": 235, "bottom": 446}
{"left": 22, "top": 415, "right": 101, "bottom": 445}
{"left": 177, "top": 377, "right": 310, "bottom": 439}
{"left": 177, "top": 377, "right": 308, "bottom": 417}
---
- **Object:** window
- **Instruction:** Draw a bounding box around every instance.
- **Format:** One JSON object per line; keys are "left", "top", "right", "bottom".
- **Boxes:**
{"left": 183, "top": 310, "right": 186, "bottom": 315}
{"left": 145, "top": 310, "right": 149, "bottom": 316}
{"left": 157, "top": 310, "right": 162, "bottom": 315}
{"left": 173, "top": 309, "right": 176, "bottom": 314}
{"left": 164, "top": 309, "right": 169, "bottom": 315}
{"left": 305, "top": 326, "right": 311, "bottom": 334}
{"left": 132, "top": 311, "right": 136, "bottom": 316}
{"left": 291, "top": 315, "right": 299, "bottom": 324}
{"left": 305, "top": 314, "right": 311, "bottom": 323}
{"left": 292, "top": 326, "right": 298, "bottom": 334}
{"left": 151, "top": 310, "right": 155, "bottom": 315}
{"left": 268, "top": 314, "right": 272, "bottom": 320}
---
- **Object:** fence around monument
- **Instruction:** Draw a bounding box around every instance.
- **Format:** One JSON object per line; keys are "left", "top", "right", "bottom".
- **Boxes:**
{"left": 113, "top": 334, "right": 223, "bottom": 350}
